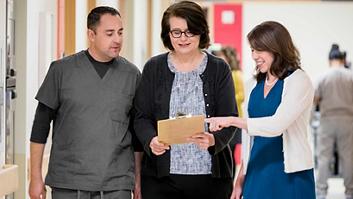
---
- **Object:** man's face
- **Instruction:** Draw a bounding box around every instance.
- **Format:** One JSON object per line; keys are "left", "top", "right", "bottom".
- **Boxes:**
{"left": 88, "top": 14, "right": 123, "bottom": 61}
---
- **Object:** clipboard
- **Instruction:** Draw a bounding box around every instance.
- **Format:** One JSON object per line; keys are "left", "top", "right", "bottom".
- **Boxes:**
{"left": 157, "top": 115, "right": 205, "bottom": 145}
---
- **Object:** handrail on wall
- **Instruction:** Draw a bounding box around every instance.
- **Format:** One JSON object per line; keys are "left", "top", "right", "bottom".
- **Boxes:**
{"left": 0, "top": 164, "right": 19, "bottom": 197}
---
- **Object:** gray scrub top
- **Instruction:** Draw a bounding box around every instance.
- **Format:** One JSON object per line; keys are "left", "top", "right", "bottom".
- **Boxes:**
{"left": 36, "top": 51, "right": 141, "bottom": 191}
{"left": 315, "top": 67, "right": 353, "bottom": 118}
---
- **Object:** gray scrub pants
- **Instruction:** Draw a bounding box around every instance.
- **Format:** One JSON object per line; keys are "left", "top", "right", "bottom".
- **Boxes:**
{"left": 316, "top": 117, "right": 353, "bottom": 197}
{"left": 51, "top": 187, "right": 131, "bottom": 199}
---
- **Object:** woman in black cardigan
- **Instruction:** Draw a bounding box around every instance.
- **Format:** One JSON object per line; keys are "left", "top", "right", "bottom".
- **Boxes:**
{"left": 133, "top": 1, "right": 238, "bottom": 199}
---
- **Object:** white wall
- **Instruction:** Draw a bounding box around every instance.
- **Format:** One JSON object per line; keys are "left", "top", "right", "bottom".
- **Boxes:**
{"left": 151, "top": 0, "right": 163, "bottom": 57}
{"left": 75, "top": 0, "right": 88, "bottom": 52}
{"left": 14, "top": 0, "right": 57, "bottom": 198}
{"left": 96, "top": 0, "right": 118, "bottom": 9}
{"left": 24, "top": 0, "right": 57, "bottom": 147}
{"left": 121, "top": 0, "right": 148, "bottom": 70}
{"left": 132, "top": 0, "right": 148, "bottom": 70}
{"left": 242, "top": 2, "right": 353, "bottom": 82}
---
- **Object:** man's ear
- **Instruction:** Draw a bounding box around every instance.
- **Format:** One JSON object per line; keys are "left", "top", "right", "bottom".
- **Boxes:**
{"left": 87, "top": 29, "right": 95, "bottom": 42}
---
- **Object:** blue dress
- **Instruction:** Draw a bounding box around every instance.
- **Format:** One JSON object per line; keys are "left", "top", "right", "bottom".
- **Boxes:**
{"left": 242, "top": 79, "right": 316, "bottom": 199}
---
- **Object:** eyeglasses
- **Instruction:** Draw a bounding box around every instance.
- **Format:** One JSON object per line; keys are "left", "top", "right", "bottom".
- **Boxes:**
{"left": 169, "top": 29, "right": 195, "bottom": 38}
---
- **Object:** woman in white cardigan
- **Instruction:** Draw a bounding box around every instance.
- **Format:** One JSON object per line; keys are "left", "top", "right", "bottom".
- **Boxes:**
{"left": 206, "top": 21, "right": 316, "bottom": 199}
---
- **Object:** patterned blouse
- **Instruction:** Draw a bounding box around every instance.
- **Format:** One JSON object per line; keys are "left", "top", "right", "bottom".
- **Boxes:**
{"left": 168, "top": 52, "right": 212, "bottom": 175}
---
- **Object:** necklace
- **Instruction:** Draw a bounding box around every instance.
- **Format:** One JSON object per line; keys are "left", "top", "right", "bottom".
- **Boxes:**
{"left": 265, "top": 77, "right": 278, "bottom": 86}
{"left": 171, "top": 51, "right": 203, "bottom": 72}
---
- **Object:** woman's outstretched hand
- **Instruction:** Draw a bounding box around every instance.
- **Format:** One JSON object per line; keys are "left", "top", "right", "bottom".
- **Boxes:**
{"left": 205, "top": 117, "right": 234, "bottom": 132}
{"left": 205, "top": 116, "right": 247, "bottom": 132}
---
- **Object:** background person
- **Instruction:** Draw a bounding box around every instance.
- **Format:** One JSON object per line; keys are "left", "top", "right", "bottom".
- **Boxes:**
{"left": 315, "top": 43, "right": 353, "bottom": 199}
{"left": 211, "top": 46, "right": 244, "bottom": 175}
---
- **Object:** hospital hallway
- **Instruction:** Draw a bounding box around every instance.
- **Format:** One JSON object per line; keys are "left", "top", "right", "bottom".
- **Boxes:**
{"left": 1, "top": 0, "right": 353, "bottom": 198}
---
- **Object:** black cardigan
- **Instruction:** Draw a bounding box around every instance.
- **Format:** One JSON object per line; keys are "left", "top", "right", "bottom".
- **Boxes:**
{"left": 134, "top": 52, "right": 238, "bottom": 178}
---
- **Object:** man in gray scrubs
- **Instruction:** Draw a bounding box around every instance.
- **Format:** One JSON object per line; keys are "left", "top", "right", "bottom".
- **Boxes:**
{"left": 29, "top": 6, "right": 142, "bottom": 199}
{"left": 315, "top": 44, "right": 353, "bottom": 199}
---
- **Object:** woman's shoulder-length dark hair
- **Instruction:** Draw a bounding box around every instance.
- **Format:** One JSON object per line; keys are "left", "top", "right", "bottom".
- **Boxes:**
{"left": 160, "top": 1, "right": 210, "bottom": 51}
{"left": 247, "top": 21, "right": 301, "bottom": 81}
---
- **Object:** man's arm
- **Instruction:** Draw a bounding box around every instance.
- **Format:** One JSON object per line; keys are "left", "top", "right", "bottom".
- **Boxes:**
{"left": 29, "top": 102, "right": 56, "bottom": 199}
{"left": 29, "top": 142, "right": 46, "bottom": 199}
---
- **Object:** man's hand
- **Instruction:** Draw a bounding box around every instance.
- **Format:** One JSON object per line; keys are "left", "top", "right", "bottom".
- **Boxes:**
{"left": 29, "top": 178, "right": 46, "bottom": 199}
{"left": 29, "top": 142, "right": 46, "bottom": 199}
{"left": 133, "top": 183, "right": 142, "bottom": 199}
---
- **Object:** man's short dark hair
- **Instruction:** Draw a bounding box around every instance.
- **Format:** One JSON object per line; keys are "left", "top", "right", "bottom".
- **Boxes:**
{"left": 161, "top": 1, "right": 210, "bottom": 50}
{"left": 87, "top": 6, "right": 120, "bottom": 31}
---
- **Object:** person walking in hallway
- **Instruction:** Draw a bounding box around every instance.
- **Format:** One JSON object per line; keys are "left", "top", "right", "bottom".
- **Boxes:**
{"left": 211, "top": 46, "right": 244, "bottom": 175}
{"left": 29, "top": 6, "right": 142, "bottom": 199}
{"left": 315, "top": 44, "right": 353, "bottom": 199}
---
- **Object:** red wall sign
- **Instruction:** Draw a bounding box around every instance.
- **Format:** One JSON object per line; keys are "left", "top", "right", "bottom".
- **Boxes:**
{"left": 214, "top": 4, "right": 243, "bottom": 67}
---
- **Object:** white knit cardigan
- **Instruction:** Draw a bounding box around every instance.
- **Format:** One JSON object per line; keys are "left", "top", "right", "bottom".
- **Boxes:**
{"left": 242, "top": 69, "right": 315, "bottom": 174}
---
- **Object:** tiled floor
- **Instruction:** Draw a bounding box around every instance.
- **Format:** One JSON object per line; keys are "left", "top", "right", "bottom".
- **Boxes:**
{"left": 42, "top": 177, "right": 348, "bottom": 199}
{"left": 327, "top": 177, "right": 345, "bottom": 199}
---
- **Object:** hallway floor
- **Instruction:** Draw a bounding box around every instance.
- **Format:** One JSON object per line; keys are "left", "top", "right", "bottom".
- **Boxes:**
{"left": 327, "top": 177, "right": 346, "bottom": 199}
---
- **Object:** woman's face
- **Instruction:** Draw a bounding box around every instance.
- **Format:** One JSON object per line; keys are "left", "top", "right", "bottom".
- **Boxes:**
{"left": 169, "top": 16, "right": 200, "bottom": 55}
{"left": 251, "top": 49, "right": 274, "bottom": 73}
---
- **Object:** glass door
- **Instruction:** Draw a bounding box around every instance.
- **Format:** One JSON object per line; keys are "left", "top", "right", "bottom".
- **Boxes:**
{"left": 1, "top": 1, "right": 15, "bottom": 198}
{"left": 0, "top": 0, "right": 7, "bottom": 169}
{"left": 5, "top": 0, "right": 15, "bottom": 167}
